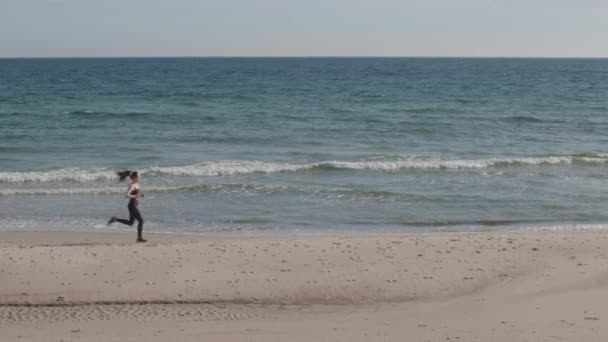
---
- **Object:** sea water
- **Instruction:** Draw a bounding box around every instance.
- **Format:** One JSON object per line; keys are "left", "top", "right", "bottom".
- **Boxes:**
{"left": 1, "top": 58, "right": 608, "bottom": 234}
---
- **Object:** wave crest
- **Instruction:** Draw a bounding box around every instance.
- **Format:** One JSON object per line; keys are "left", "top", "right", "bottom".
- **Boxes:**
{"left": 146, "top": 161, "right": 313, "bottom": 177}
{"left": 0, "top": 168, "right": 116, "bottom": 183}
{"left": 323, "top": 154, "right": 608, "bottom": 170}
{"left": 2, "top": 154, "right": 607, "bottom": 184}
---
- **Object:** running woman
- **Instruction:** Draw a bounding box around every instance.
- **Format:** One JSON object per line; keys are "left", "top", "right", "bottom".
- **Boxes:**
{"left": 107, "top": 170, "right": 147, "bottom": 242}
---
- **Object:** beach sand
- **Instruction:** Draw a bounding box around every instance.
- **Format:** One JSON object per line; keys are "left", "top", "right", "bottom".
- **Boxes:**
{"left": 1, "top": 230, "right": 608, "bottom": 341}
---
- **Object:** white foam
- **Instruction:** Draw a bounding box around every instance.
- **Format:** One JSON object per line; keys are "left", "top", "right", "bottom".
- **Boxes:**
{"left": 0, "top": 187, "right": 124, "bottom": 196}
{"left": 145, "top": 161, "right": 314, "bottom": 177}
{"left": 525, "top": 223, "right": 608, "bottom": 231}
{"left": 0, "top": 168, "right": 115, "bottom": 183}
{"left": 1, "top": 154, "right": 606, "bottom": 184}
{"left": 324, "top": 156, "right": 575, "bottom": 170}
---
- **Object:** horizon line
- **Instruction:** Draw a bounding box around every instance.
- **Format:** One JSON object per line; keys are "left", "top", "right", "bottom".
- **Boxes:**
{"left": 1, "top": 55, "right": 607, "bottom": 60}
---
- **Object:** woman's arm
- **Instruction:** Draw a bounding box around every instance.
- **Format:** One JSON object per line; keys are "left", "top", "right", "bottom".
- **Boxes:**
{"left": 125, "top": 184, "right": 137, "bottom": 199}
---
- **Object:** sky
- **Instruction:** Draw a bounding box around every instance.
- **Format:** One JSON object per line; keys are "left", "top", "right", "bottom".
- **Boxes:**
{"left": 1, "top": 0, "right": 607, "bottom": 58}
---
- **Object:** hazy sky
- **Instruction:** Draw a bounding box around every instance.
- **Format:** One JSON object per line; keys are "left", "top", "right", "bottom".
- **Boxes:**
{"left": 1, "top": 0, "right": 607, "bottom": 57}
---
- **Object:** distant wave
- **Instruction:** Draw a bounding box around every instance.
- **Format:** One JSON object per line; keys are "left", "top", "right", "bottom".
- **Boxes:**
{"left": 502, "top": 115, "right": 545, "bottom": 123}
{"left": 381, "top": 107, "right": 462, "bottom": 114}
{"left": 65, "top": 110, "right": 152, "bottom": 118}
{"left": 2, "top": 153, "right": 608, "bottom": 183}
{"left": 65, "top": 110, "right": 97, "bottom": 115}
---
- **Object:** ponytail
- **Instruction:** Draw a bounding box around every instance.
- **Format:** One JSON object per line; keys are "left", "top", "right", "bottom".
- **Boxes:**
{"left": 117, "top": 170, "right": 135, "bottom": 182}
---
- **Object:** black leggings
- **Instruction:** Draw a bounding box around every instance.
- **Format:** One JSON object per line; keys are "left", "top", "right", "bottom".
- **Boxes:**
{"left": 115, "top": 199, "right": 144, "bottom": 237}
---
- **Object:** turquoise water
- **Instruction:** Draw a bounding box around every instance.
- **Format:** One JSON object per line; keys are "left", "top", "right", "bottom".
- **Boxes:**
{"left": 1, "top": 58, "right": 608, "bottom": 233}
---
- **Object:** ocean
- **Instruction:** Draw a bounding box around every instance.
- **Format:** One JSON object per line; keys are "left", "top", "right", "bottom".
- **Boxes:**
{"left": 1, "top": 57, "right": 608, "bottom": 234}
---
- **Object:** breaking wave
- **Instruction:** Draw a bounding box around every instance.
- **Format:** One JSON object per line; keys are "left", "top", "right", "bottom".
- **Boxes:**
{"left": 2, "top": 153, "right": 608, "bottom": 184}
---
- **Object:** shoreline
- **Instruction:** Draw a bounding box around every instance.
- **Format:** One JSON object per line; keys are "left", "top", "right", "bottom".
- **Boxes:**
{"left": 2, "top": 229, "right": 608, "bottom": 341}
{"left": 5, "top": 223, "right": 608, "bottom": 238}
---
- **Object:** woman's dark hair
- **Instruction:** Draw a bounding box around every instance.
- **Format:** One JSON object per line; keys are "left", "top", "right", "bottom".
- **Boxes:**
{"left": 117, "top": 170, "right": 138, "bottom": 182}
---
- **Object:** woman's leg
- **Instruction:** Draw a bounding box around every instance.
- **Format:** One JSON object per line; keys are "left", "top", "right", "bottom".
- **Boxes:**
{"left": 114, "top": 202, "right": 136, "bottom": 226}
{"left": 133, "top": 207, "right": 144, "bottom": 238}
{"left": 131, "top": 204, "right": 146, "bottom": 242}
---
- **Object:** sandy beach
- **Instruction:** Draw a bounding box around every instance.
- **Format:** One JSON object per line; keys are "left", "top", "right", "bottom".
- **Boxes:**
{"left": 1, "top": 230, "right": 608, "bottom": 341}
